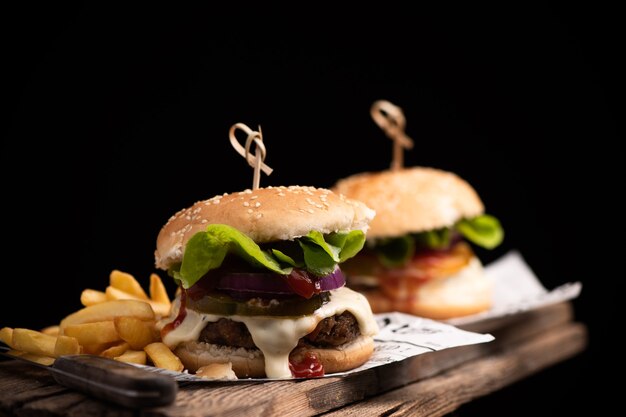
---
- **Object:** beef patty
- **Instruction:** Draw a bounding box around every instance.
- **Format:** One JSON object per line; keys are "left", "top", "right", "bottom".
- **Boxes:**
{"left": 198, "top": 312, "right": 360, "bottom": 349}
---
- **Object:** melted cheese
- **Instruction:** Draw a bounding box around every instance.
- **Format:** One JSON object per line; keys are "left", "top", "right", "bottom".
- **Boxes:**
{"left": 159, "top": 286, "right": 378, "bottom": 378}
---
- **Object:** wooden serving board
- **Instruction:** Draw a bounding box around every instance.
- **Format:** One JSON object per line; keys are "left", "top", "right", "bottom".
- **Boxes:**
{"left": 0, "top": 302, "right": 587, "bottom": 417}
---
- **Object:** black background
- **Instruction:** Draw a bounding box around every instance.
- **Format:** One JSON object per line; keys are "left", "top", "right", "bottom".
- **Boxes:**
{"left": 3, "top": 3, "right": 622, "bottom": 415}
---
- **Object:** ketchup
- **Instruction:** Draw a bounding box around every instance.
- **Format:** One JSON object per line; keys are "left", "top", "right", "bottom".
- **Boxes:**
{"left": 284, "top": 269, "right": 319, "bottom": 299}
{"left": 289, "top": 352, "right": 325, "bottom": 378}
{"left": 161, "top": 289, "right": 187, "bottom": 338}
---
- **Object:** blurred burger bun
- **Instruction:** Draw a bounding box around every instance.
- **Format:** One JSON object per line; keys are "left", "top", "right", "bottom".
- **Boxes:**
{"left": 333, "top": 167, "right": 484, "bottom": 238}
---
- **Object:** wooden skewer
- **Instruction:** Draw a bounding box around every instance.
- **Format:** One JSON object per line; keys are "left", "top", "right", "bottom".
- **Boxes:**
{"left": 229, "top": 123, "right": 273, "bottom": 190}
{"left": 370, "top": 100, "right": 414, "bottom": 171}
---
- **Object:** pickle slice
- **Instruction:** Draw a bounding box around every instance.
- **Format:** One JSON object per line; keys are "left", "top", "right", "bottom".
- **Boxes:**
{"left": 187, "top": 292, "right": 330, "bottom": 317}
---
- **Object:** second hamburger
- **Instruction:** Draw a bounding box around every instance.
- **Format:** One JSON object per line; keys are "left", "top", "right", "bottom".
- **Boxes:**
{"left": 333, "top": 167, "right": 504, "bottom": 320}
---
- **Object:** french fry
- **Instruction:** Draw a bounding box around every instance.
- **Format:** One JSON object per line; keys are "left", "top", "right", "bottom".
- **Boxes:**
{"left": 41, "top": 325, "right": 60, "bottom": 336}
{"left": 106, "top": 286, "right": 171, "bottom": 317}
{"left": 82, "top": 342, "right": 116, "bottom": 355}
{"left": 20, "top": 353, "right": 55, "bottom": 366}
{"left": 60, "top": 300, "right": 155, "bottom": 331}
{"left": 12, "top": 328, "right": 56, "bottom": 357}
{"left": 110, "top": 270, "right": 149, "bottom": 300}
{"left": 105, "top": 286, "right": 147, "bottom": 303}
{"left": 80, "top": 289, "right": 107, "bottom": 306}
{"left": 54, "top": 335, "right": 81, "bottom": 356}
{"left": 150, "top": 273, "right": 171, "bottom": 305}
{"left": 63, "top": 321, "right": 120, "bottom": 346}
{"left": 115, "top": 350, "right": 147, "bottom": 365}
{"left": 148, "top": 302, "right": 171, "bottom": 318}
{"left": 144, "top": 342, "right": 183, "bottom": 372}
{"left": 0, "top": 327, "right": 14, "bottom": 348}
{"left": 5, "top": 267, "right": 178, "bottom": 371}
{"left": 114, "top": 317, "right": 157, "bottom": 350}
{"left": 101, "top": 342, "right": 130, "bottom": 359}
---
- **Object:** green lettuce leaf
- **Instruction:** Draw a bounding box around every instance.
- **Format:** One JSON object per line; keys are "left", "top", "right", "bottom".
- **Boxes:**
{"left": 300, "top": 231, "right": 341, "bottom": 262}
{"left": 374, "top": 235, "right": 415, "bottom": 267}
{"left": 179, "top": 224, "right": 291, "bottom": 288}
{"left": 414, "top": 228, "right": 452, "bottom": 250}
{"left": 298, "top": 230, "right": 367, "bottom": 275}
{"left": 456, "top": 214, "right": 504, "bottom": 249}
{"left": 368, "top": 215, "right": 504, "bottom": 268}
{"left": 175, "top": 225, "right": 368, "bottom": 288}
{"left": 325, "top": 230, "right": 366, "bottom": 262}
{"left": 298, "top": 230, "right": 341, "bottom": 276}
{"left": 298, "top": 240, "right": 339, "bottom": 276}
{"left": 271, "top": 249, "right": 303, "bottom": 268}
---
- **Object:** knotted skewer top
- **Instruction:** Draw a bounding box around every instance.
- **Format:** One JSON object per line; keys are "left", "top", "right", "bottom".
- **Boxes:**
{"left": 229, "top": 123, "right": 273, "bottom": 190}
{"left": 370, "top": 100, "right": 414, "bottom": 171}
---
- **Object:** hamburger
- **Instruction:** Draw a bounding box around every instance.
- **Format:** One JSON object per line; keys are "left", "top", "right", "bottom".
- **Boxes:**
{"left": 333, "top": 167, "right": 504, "bottom": 320}
{"left": 155, "top": 186, "right": 379, "bottom": 378}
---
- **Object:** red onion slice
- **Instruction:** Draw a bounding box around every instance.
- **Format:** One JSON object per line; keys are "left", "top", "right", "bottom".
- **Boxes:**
{"left": 216, "top": 268, "right": 346, "bottom": 299}
{"left": 316, "top": 268, "right": 346, "bottom": 291}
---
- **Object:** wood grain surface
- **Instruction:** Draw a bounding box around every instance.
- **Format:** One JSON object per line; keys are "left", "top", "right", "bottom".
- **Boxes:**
{"left": 0, "top": 303, "right": 587, "bottom": 417}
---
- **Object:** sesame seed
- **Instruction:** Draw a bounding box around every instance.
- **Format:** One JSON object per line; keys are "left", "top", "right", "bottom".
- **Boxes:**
{"left": 323, "top": 202, "right": 330, "bottom": 207}
{"left": 278, "top": 193, "right": 285, "bottom": 197}
{"left": 243, "top": 202, "right": 250, "bottom": 207}
{"left": 201, "top": 219, "right": 208, "bottom": 224}
{"left": 299, "top": 209, "right": 307, "bottom": 213}
{"left": 247, "top": 209, "right": 253, "bottom": 214}
{"left": 250, "top": 196, "right": 258, "bottom": 200}
{"left": 255, "top": 202, "right": 261, "bottom": 207}
{"left": 213, "top": 200, "right": 220, "bottom": 204}
{"left": 316, "top": 204, "right": 323, "bottom": 208}
{"left": 185, "top": 215, "right": 191, "bottom": 220}
{"left": 256, "top": 213, "right": 263, "bottom": 219}
{"left": 306, "top": 208, "right": 314, "bottom": 214}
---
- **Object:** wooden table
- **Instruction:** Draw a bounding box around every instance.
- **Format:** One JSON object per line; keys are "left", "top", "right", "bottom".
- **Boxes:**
{"left": 0, "top": 302, "right": 587, "bottom": 417}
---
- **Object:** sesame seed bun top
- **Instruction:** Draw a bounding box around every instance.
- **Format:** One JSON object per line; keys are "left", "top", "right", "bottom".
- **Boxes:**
{"left": 155, "top": 186, "right": 375, "bottom": 270}
{"left": 332, "top": 167, "right": 484, "bottom": 239}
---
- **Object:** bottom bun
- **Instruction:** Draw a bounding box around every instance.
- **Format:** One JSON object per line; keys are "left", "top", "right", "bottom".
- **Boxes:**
{"left": 366, "top": 257, "right": 493, "bottom": 320}
{"left": 175, "top": 335, "right": 375, "bottom": 378}
{"left": 289, "top": 335, "right": 374, "bottom": 375}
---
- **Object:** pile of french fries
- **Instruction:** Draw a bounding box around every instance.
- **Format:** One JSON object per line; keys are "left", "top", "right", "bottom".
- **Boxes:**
{"left": 0, "top": 270, "right": 183, "bottom": 372}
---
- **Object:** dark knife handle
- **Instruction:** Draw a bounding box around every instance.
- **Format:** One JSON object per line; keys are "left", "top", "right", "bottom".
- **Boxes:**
{"left": 52, "top": 355, "right": 177, "bottom": 408}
